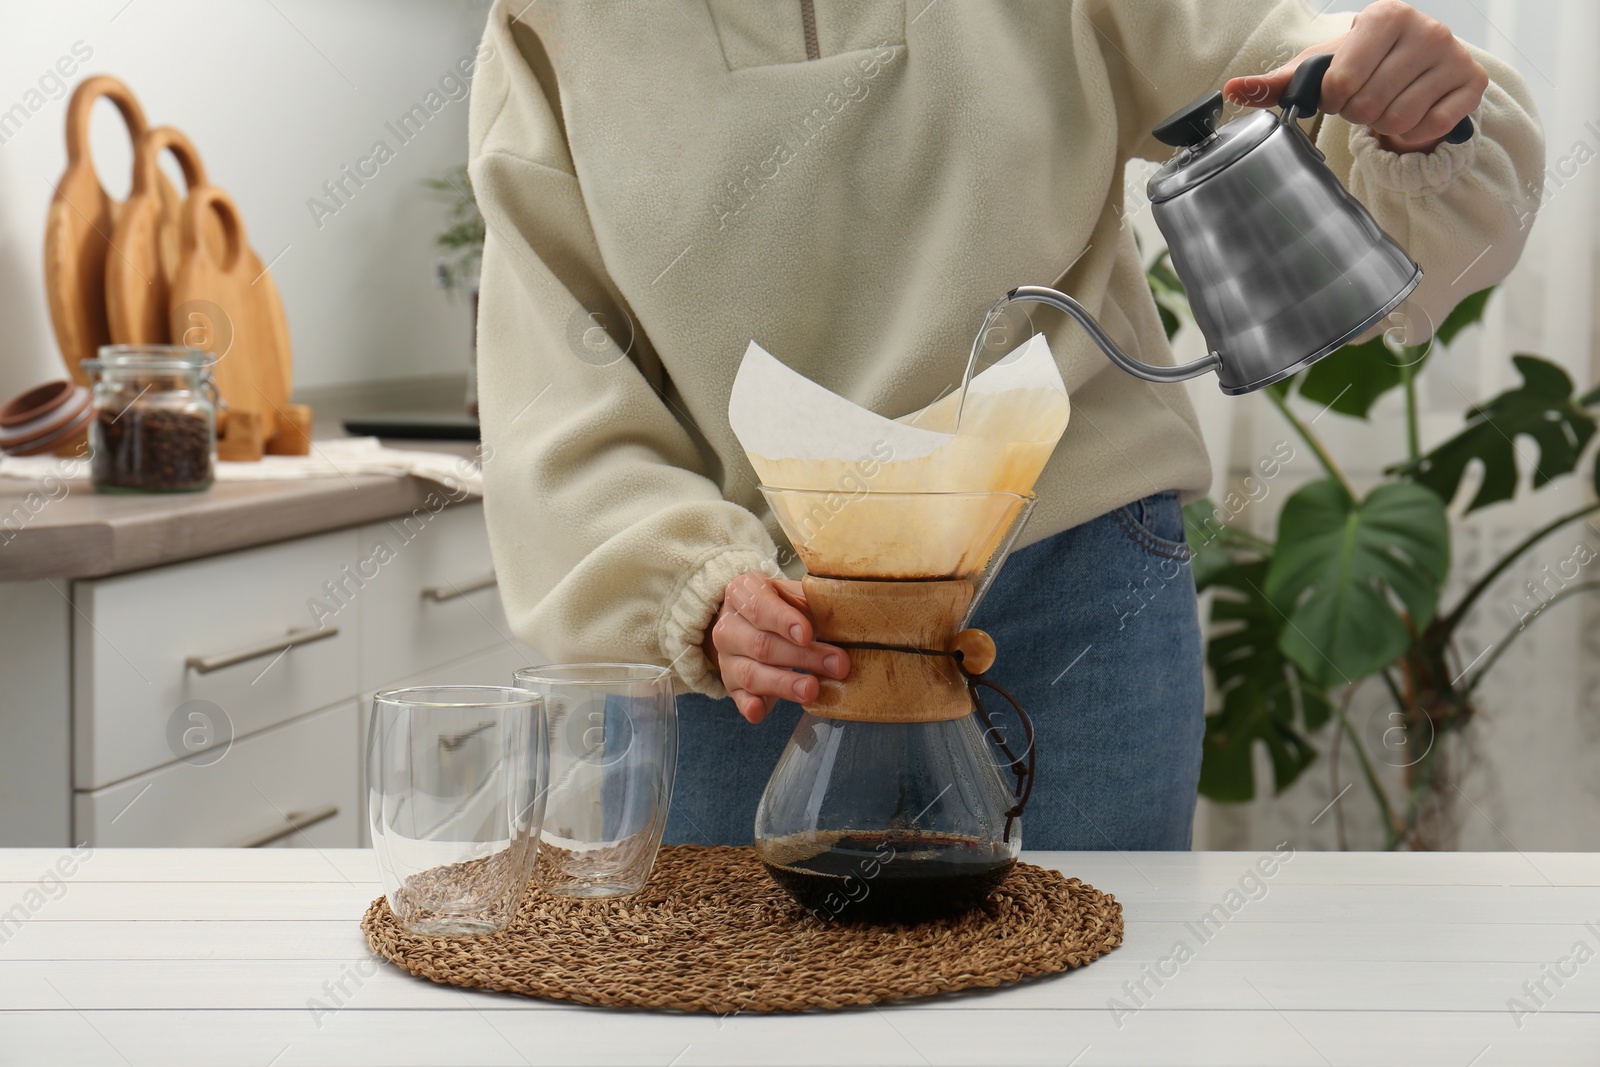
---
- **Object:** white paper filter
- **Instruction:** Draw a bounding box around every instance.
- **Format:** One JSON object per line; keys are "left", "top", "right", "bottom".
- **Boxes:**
{"left": 728, "top": 333, "right": 1069, "bottom": 493}
{"left": 728, "top": 334, "right": 1070, "bottom": 577}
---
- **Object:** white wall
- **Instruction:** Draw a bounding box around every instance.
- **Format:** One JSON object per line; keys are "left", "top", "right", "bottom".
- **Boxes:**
{"left": 0, "top": 0, "right": 491, "bottom": 400}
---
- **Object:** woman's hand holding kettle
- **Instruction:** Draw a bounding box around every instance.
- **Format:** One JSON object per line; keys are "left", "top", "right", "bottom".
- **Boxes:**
{"left": 1223, "top": 0, "right": 1489, "bottom": 154}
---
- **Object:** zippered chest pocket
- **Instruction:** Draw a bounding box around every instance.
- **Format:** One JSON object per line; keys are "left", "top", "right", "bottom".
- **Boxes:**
{"left": 706, "top": 0, "right": 905, "bottom": 71}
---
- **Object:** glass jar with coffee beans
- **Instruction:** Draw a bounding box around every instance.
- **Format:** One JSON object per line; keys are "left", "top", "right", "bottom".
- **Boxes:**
{"left": 84, "top": 346, "right": 217, "bottom": 493}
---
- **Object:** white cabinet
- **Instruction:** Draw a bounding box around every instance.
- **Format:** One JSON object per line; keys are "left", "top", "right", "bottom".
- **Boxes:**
{"left": 25, "top": 500, "right": 540, "bottom": 851}
{"left": 72, "top": 530, "right": 362, "bottom": 790}
{"left": 0, "top": 581, "right": 72, "bottom": 846}
{"left": 353, "top": 505, "right": 510, "bottom": 691}
{"left": 74, "top": 702, "right": 360, "bottom": 848}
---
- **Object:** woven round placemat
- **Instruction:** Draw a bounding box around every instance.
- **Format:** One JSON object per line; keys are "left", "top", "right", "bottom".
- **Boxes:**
{"left": 362, "top": 845, "right": 1122, "bottom": 1013}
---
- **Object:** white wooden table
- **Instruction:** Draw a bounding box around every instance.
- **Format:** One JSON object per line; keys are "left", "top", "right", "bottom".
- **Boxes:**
{"left": 2, "top": 848, "right": 1597, "bottom": 1066}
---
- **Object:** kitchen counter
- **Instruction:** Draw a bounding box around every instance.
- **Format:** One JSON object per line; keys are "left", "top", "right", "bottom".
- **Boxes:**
{"left": 0, "top": 439, "right": 477, "bottom": 582}
{"left": 2, "top": 848, "right": 1597, "bottom": 1066}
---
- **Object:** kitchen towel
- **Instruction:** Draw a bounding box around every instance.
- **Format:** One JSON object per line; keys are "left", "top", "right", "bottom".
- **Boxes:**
{"left": 0, "top": 436, "right": 482, "bottom": 496}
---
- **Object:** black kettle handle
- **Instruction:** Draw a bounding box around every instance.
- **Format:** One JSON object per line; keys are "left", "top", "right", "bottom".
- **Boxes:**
{"left": 1280, "top": 52, "right": 1473, "bottom": 145}
{"left": 1279, "top": 53, "right": 1336, "bottom": 116}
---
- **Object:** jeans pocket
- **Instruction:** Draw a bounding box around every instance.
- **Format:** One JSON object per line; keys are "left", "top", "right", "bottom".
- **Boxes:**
{"left": 1113, "top": 491, "right": 1192, "bottom": 562}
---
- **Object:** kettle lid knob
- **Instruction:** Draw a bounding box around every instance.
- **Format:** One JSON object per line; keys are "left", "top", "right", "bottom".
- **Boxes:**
{"left": 1152, "top": 90, "right": 1225, "bottom": 148}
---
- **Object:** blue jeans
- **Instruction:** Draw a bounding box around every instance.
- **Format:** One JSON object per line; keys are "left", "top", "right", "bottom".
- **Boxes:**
{"left": 663, "top": 491, "right": 1205, "bottom": 851}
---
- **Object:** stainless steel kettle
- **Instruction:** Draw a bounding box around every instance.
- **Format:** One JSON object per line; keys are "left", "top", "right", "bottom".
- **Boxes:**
{"left": 998, "top": 54, "right": 1473, "bottom": 395}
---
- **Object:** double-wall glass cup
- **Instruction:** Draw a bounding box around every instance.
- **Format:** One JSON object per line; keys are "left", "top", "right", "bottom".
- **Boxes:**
{"left": 367, "top": 686, "right": 546, "bottom": 936}
{"left": 513, "top": 664, "right": 677, "bottom": 899}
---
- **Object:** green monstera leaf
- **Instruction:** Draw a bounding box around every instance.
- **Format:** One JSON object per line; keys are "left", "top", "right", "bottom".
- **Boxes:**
{"left": 1294, "top": 287, "right": 1494, "bottom": 420}
{"left": 1297, "top": 334, "right": 1418, "bottom": 419}
{"left": 1265, "top": 480, "right": 1450, "bottom": 688}
{"left": 1395, "top": 354, "right": 1598, "bottom": 512}
{"left": 1146, "top": 249, "right": 1188, "bottom": 342}
{"left": 1183, "top": 498, "right": 1252, "bottom": 590}
{"left": 1432, "top": 287, "right": 1497, "bottom": 348}
{"left": 1197, "top": 558, "right": 1331, "bottom": 802}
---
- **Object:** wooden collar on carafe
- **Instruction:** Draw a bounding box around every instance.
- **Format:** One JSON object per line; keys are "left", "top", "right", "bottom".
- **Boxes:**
{"left": 797, "top": 574, "right": 992, "bottom": 724}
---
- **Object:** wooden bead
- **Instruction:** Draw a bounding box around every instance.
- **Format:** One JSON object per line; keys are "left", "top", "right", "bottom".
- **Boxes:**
{"left": 951, "top": 629, "right": 996, "bottom": 675}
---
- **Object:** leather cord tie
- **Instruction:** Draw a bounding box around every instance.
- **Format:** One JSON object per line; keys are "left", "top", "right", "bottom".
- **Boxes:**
{"left": 829, "top": 641, "right": 1036, "bottom": 842}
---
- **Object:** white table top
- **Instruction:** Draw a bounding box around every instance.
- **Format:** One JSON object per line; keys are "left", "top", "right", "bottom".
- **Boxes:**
{"left": 1, "top": 848, "right": 1597, "bottom": 1066}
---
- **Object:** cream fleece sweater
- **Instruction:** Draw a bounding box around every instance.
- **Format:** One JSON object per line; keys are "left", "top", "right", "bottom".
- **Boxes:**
{"left": 468, "top": 0, "right": 1543, "bottom": 698}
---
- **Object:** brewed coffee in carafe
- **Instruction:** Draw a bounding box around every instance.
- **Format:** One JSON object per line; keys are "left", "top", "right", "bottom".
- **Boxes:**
{"left": 728, "top": 333, "right": 1070, "bottom": 923}
{"left": 759, "top": 722, "right": 1020, "bottom": 922}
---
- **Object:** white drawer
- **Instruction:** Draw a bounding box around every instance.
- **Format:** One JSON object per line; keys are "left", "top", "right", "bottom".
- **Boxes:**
{"left": 356, "top": 503, "right": 512, "bottom": 690}
{"left": 75, "top": 701, "right": 359, "bottom": 848}
{"left": 72, "top": 529, "right": 362, "bottom": 789}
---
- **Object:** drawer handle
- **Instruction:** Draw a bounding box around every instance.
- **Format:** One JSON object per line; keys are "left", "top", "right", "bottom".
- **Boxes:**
{"left": 230, "top": 804, "right": 340, "bottom": 848}
{"left": 184, "top": 625, "right": 340, "bottom": 675}
{"left": 422, "top": 572, "right": 497, "bottom": 603}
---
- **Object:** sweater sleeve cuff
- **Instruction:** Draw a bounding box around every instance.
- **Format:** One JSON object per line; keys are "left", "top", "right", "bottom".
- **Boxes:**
{"left": 1346, "top": 109, "right": 1481, "bottom": 194}
{"left": 659, "top": 546, "right": 779, "bottom": 699}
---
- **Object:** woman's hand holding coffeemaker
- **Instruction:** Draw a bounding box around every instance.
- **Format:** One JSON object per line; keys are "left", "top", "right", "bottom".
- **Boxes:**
{"left": 703, "top": 573, "right": 851, "bottom": 724}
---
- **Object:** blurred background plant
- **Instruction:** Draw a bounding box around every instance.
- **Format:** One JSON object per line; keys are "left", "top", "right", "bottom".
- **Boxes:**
{"left": 426, "top": 164, "right": 485, "bottom": 416}
{"left": 425, "top": 164, "right": 484, "bottom": 295}
{"left": 1149, "top": 256, "right": 1600, "bottom": 850}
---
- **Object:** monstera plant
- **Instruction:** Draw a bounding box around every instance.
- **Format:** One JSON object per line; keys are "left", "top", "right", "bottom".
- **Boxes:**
{"left": 426, "top": 164, "right": 486, "bottom": 417}
{"left": 426, "top": 163, "right": 484, "bottom": 293}
{"left": 1148, "top": 254, "right": 1600, "bottom": 850}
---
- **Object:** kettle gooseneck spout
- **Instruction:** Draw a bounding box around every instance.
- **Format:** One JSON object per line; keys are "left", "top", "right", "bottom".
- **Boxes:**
{"left": 956, "top": 286, "right": 1223, "bottom": 426}
{"left": 1004, "top": 285, "right": 1223, "bottom": 385}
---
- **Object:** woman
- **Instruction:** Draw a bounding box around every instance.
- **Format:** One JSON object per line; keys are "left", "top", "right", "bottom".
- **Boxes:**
{"left": 468, "top": 1, "right": 1543, "bottom": 849}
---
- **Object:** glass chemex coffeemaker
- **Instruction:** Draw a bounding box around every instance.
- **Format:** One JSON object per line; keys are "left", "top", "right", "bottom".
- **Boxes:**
{"left": 729, "top": 331, "right": 1071, "bottom": 923}
{"left": 755, "top": 488, "right": 1038, "bottom": 922}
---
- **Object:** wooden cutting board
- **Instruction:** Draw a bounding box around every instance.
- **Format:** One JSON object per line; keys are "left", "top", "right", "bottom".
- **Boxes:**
{"left": 168, "top": 187, "right": 277, "bottom": 460}
{"left": 45, "top": 76, "right": 182, "bottom": 386}
{"left": 236, "top": 242, "right": 292, "bottom": 421}
{"left": 104, "top": 126, "right": 209, "bottom": 346}
{"left": 113, "top": 126, "right": 302, "bottom": 452}
{"left": 246, "top": 258, "right": 309, "bottom": 455}
{"left": 237, "top": 246, "right": 307, "bottom": 455}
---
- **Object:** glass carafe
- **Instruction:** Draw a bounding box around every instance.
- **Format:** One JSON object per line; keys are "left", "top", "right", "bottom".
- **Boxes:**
{"left": 754, "top": 489, "right": 1036, "bottom": 923}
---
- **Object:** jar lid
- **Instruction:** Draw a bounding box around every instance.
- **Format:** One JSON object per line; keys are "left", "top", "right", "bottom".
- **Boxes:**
{"left": 83, "top": 345, "right": 214, "bottom": 373}
{"left": 0, "top": 382, "right": 91, "bottom": 453}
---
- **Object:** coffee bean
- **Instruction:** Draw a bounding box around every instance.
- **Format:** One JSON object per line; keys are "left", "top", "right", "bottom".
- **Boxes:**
{"left": 90, "top": 405, "right": 213, "bottom": 492}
